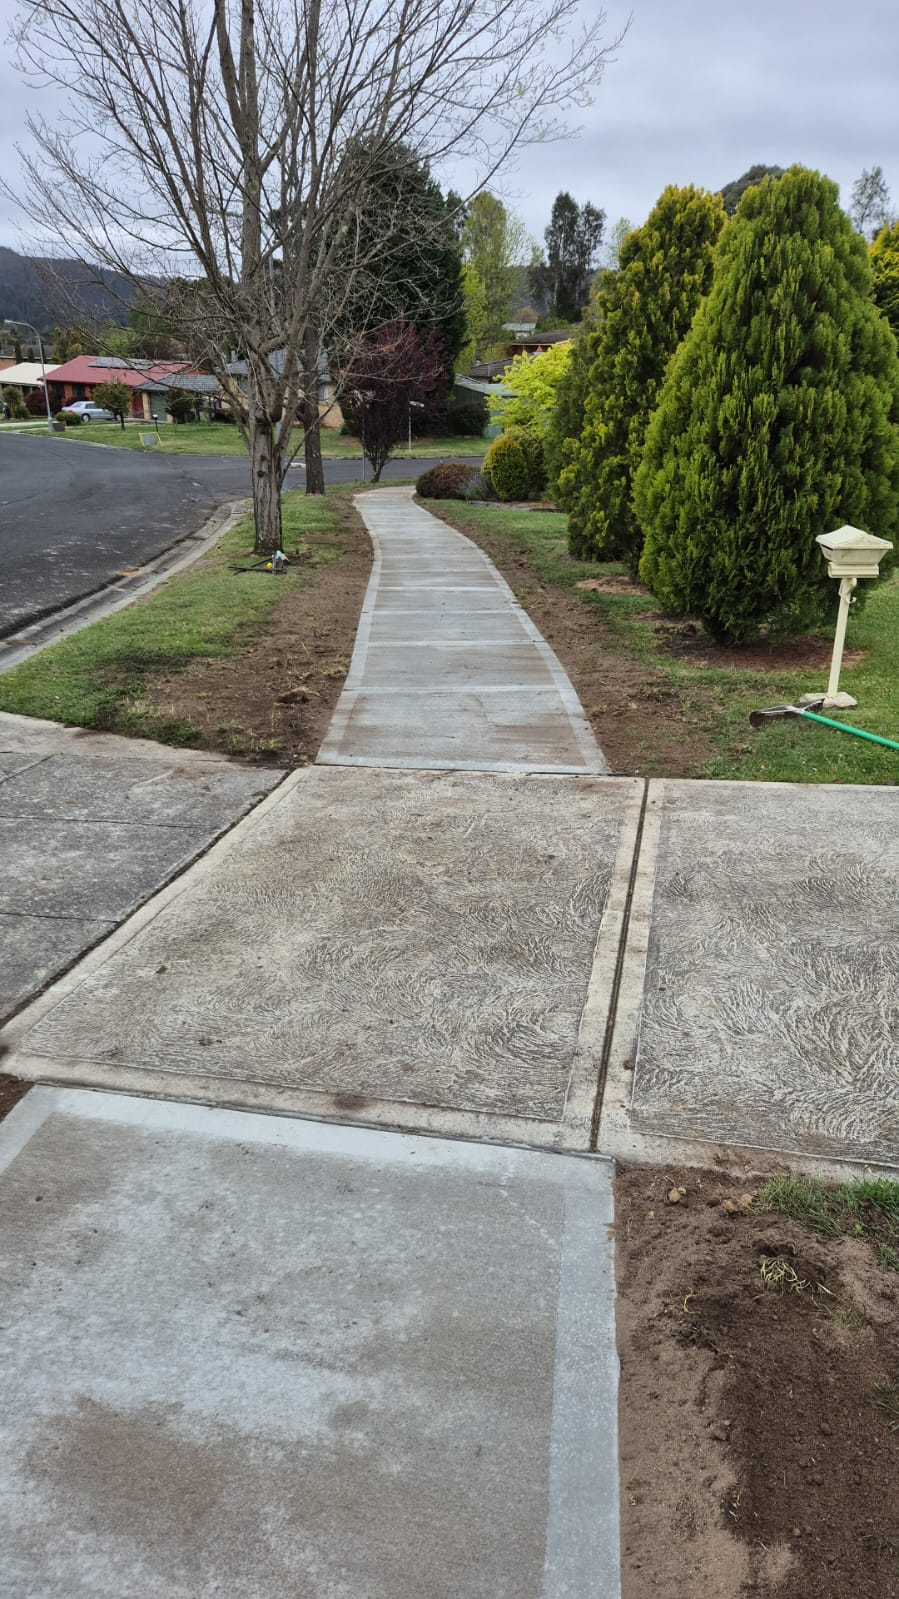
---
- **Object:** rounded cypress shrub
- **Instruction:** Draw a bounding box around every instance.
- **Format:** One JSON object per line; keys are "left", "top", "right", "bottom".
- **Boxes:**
{"left": 507, "top": 426, "right": 547, "bottom": 498}
{"left": 559, "top": 186, "right": 725, "bottom": 570}
{"left": 483, "top": 435, "right": 529, "bottom": 501}
{"left": 635, "top": 167, "right": 899, "bottom": 644}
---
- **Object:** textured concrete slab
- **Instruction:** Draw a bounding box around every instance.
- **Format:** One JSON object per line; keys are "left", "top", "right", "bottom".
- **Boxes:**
{"left": 599, "top": 780, "right": 899, "bottom": 1169}
{"left": 318, "top": 488, "right": 606, "bottom": 774}
{"left": 3, "top": 767, "right": 643, "bottom": 1149}
{"left": 0, "top": 714, "right": 282, "bottom": 1022}
{"left": 0, "top": 1087, "right": 620, "bottom": 1599}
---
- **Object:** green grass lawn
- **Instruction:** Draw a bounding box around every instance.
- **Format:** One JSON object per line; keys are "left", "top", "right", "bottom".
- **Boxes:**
{"left": 434, "top": 500, "right": 899, "bottom": 786}
{"left": 47, "top": 420, "right": 485, "bottom": 459}
{"left": 0, "top": 489, "right": 350, "bottom": 743}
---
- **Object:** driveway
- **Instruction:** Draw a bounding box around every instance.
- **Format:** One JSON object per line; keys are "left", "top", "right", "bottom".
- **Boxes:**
{"left": 0, "top": 434, "right": 476, "bottom": 637}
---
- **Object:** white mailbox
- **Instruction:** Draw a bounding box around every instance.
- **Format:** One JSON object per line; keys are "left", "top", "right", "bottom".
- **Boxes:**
{"left": 815, "top": 524, "right": 893, "bottom": 579}
{"left": 809, "top": 524, "right": 894, "bottom": 708}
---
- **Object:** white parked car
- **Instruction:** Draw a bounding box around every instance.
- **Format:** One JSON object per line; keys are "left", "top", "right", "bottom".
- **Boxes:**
{"left": 61, "top": 400, "right": 117, "bottom": 421}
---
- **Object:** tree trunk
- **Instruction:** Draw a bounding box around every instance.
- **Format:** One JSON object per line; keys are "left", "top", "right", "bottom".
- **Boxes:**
{"left": 250, "top": 415, "right": 283, "bottom": 554}
{"left": 302, "top": 326, "right": 325, "bottom": 495}
{"left": 303, "top": 399, "right": 325, "bottom": 494}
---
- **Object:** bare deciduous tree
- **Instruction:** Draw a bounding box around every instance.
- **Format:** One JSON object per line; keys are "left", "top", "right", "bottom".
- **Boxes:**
{"left": 850, "top": 165, "right": 894, "bottom": 241}
{"left": 10, "top": 0, "right": 621, "bottom": 551}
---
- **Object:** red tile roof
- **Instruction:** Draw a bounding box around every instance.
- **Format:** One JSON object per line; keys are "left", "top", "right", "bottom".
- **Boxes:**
{"left": 46, "top": 357, "right": 196, "bottom": 388}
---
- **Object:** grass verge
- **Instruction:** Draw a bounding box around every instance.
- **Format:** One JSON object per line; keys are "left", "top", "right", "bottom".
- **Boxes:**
{"left": 758, "top": 1174, "right": 899, "bottom": 1267}
{"left": 0, "top": 487, "right": 358, "bottom": 749}
{"left": 428, "top": 498, "right": 899, "bottom": 784}
{"left": 48, "top": 421, "right": 484, "bottom": 459}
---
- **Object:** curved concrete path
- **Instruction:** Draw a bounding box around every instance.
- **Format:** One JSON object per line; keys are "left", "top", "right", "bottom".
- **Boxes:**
{"left": 318, "top": 488, "right": 607, "bottom": 774}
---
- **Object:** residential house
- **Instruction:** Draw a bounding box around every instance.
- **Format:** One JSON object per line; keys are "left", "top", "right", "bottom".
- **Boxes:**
{"left": 0, "top": 360, "right": 60, "bottom": 391}
{"left": 44, "top": 356, "right": 202, "bottom": 420}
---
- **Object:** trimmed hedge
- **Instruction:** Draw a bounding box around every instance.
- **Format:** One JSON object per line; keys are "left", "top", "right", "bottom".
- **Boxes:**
{"left": 416, "top": 462, "right": 477, "bottom": 499}
{"left": 508, "top": 426, "right": 547, "bottom": 498}
{"left": 447, "top": 398, "right": 488, "bottom": 437}
{"left": 483, "top": 435, "right": 529, "bottom": 501}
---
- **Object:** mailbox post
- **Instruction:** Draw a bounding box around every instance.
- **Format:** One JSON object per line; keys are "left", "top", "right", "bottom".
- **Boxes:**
{"left": 812, "top": 525, "right": 893, "bottom": 708}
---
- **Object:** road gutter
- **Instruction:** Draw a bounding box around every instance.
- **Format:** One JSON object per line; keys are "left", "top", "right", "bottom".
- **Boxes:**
{"left": 0, "top": 498, "right": 249, "bottom": 674}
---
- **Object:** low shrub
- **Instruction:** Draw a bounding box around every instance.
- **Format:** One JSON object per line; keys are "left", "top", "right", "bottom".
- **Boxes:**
{"left": 447, "top": 398, "right": 488, "bottom": 437}
{"left": 2, "top": 386, "right": 28, "bottom": 420}
{"left": 508, "top": 426, "right": 547, "bottom": 497}
{"left": 416, "top": 462, "right": 477, "bottom": 499}
{"left": 463, "top": 470, "right": 494, "bottom": 502}
{"left": 483, "top": 434, "right": 529, "bottom": 501}
{"left": 57, "top": 410, "right": 82, "bottom": 426}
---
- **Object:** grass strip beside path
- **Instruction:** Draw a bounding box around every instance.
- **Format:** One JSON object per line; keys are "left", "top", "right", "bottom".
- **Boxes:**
{"left": 429, "top": 499, "right": 899, "bottom": 785}
{"left": 0, "top": 488, "right": 361, "bottom": 754}
{"left": 43, "top": 421, "right": 485, "bottom": 459}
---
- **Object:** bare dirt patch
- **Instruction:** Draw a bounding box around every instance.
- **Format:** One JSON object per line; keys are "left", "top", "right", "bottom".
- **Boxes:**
{"left": 616, "top": 1165, "right": 899, "bottom": 1599}
{"left": 143, "top": 493, "right": 371, "bottom": 765}
{"left": 428, "top": 507, "right": 715, "bottom": 776}
{"left": 653, "top": 619, "right": 865, "bottom": 673}
{"left": 0, "top": 1073, "right": 30, "bottom": 1124}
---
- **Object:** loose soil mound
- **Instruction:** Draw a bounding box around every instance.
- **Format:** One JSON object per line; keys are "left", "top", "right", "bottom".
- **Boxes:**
{"left": 616, "top": 1165, "right": 899, "bottom": 1599}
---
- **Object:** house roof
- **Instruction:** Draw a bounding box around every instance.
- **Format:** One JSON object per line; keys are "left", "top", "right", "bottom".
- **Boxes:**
{"left": 467, "top": 359, "right": 510, "bottom": 381}
{"left": 0, "top": 361, "right": 60, "bottom": 386}
{"left": 509, "top": 330, "right": 573, "bottom": 348}
{"left": 46, "top": 356, "right": 193, "bottom": 388}
{"left": 137, "top": 373, "right": 221, "bottom": 395}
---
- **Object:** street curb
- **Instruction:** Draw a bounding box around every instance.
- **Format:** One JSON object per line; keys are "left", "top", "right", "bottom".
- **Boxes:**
{"left": 0, "top": 498, "right": 250, "bottom": 673}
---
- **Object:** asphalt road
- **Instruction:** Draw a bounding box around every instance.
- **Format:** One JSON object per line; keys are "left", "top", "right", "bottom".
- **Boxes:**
{"left": 0, "top": 434, "right": 474, "bottom": 636}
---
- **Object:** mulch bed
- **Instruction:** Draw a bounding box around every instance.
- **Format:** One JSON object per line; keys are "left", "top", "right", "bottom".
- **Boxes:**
{"left": 616, "top": 1165, "right": 899, "bottom": 1598}
{"left": 142, "top": 490, "right": 372, "bottom": 765}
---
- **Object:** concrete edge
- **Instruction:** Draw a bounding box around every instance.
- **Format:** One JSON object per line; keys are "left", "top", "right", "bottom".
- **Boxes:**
{"left": 417, "top": 494, "right": 608, "bottom": 773}
{"left": 542, "top": 1170, "right": 621, "bottom": 1599}
{"left": 0, "top": 1061, "right": 602, "bottom": 1154}
{"left": 560, "top": 780, "right": 647, "bottom": 1141}
{"left": 0, "top": 1082, "right": 617, "bottom": 1183}
{"left": 0, "top": 498, "right": 250, "bottom": 673}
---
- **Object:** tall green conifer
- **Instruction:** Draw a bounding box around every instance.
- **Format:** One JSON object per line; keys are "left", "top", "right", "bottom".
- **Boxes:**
{"left": 636, "top": 168, "right": 899, "bottom": 643}
{"left": 558, "top": 186, "right": 724, "bottom": 569}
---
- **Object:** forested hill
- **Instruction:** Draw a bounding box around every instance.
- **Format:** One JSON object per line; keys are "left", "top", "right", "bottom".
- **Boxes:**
{"left": 0, "top": 247, "right": 133, "bottom": 329}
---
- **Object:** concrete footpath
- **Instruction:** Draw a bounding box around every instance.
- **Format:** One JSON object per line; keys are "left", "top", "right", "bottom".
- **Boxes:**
{"left": 318, "top": 487, "right": 606, "bottom": 773}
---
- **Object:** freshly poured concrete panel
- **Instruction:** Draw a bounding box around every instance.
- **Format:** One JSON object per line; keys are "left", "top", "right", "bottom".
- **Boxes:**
{"left": 0, "top": 714, "right": 282, "bottom": 1022}
{"left": 4, "top": 767, "right": 643, "bottom": 1147}
{"left": 318, "top": 489, "right": 606, "bottom": 774}
{"left": 0, "top": 1087, "right": 620, "bottom": 1599}
{"left": 625, "top": 781, "right": 899, "bottom": 1165}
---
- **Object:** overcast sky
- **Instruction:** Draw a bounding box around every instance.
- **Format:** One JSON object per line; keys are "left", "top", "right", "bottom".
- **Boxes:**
{"left": 0, "top": 0, "right": 896, "bottom": 252}
{"left": 507, "top": 0, "right": 899, "bottom": 246}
